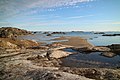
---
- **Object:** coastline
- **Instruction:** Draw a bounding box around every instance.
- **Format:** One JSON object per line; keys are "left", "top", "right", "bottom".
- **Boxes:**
{"left": 0, "top": 27, "right": 120, "bottom": 80}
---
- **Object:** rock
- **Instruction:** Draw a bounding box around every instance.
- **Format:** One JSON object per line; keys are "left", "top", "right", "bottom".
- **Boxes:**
{"left": 18, "top": 40, "right": 40, "bottom": 48}
{"left": 71, "top": 31, "right": 84, "bottom": 33}
{"left": 72, "top": 46, "right": 111, "bottom": 53}
{"left": 108, "top": 44, "right": 120, "bottom": 54}
{"left": 6, "top": 42, "right": 17, "bottom": 48}
{"left": 0, "top": 27, "right": 31, "bottom": 38}
{"left": 108, "top": 44, "right": 120, "bottom": 49}
{"left": 50, "top": 50, "right": 73, "bottom": 58}
{"left": 43, "top": 32, "right": 49, "bottom": 34}
{"left": 82, "top": 69, "right": 101, "bottom": 79}
{"left": 47, "top": 43, "right": 63, "bottom": 48}
{"left": 51, "top": 32, "right": 66, "bottom": 34}
{"left": 93, "top": 46, "right": 110, "bottom": 52}
{"left": 102, "top": 34, "right": 120, "bottom": 36}
{"left": 0, "top": 40, "right": 17, "bottom": 49}
{"left": 104, "top": 71, "right": 120, "bottom": 80}
{"left": 72, "top": 47, "right": 93, "bottom": 53}
{"left": 47, "top": 34, "right": 52, "bottom": 36}
{"left": 101, "top": 52, "right": 116, "bottom": 58}
{"left": 94, "top": 32, "right": 105, "bottom": 34}
{"left": 60, "top": 67, "right": 120, "bottom": 80}
{"left": 0, "top": 27, "right": 40, "bottom": 49}
{"left": 0, "top": 38, "right": 40, "bottom": 49}
{"left": 33, "top": 32, "right": 37, "bottom": 34}
{"left": 25, "top": 70, "right": 93, "bottom": 80}
{"left": 27, "top": 46, "right": 48, "bottom": 50}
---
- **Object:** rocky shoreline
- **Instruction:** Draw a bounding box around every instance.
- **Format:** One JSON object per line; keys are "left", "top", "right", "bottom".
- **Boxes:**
{"left": 0, "top": 27, "right": 120, "bottom": 80}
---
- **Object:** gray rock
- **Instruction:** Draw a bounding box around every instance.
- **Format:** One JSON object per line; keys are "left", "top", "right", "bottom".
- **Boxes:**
{"left": 101, "top": 52, "right": 116, "bottom": 58}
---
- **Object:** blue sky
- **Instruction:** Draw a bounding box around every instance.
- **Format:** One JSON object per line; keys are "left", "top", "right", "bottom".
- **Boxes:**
{"left": 0, "top": 0, "right": 120, "bottom": 31}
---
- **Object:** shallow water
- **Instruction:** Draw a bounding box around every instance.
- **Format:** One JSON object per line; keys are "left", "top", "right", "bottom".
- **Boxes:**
{"left": 18, "top": 31, "right": 120, "bottom": 46}
{"left": 65, "top": 32, "right": 120, "bottom": 46}
{"left": 18, "top": 31, "right": 120, "bottom": 68}
{"left": 17, "top": 34, "right": 64, "bottom": 44}
{"left": 61, "top": 49, "right": 120, "bottom": 68}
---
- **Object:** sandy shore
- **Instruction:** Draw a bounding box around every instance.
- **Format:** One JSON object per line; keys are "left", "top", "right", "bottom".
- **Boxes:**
{"left": 53, "top": 36, "right": 94, "bottom": 48}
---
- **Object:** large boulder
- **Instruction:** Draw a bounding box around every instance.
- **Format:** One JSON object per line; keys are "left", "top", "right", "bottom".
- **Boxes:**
{"left": 49, "top": 50, "right": 73, "bottom": 58}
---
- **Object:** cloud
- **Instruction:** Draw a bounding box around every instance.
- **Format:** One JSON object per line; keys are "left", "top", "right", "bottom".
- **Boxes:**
{"left": 111, "top": 22, "right": 120, "bottom": 25}
{"left": 0, "top": 0, "right": 94, "bottom": 20}
{"left": 0, "top": 22, "right": 11, "bottom": 27}
{"left": 47, "top": 9, "right": 55, "bottom": 12}
{"left": 68, "top": 15, "right": 94, "bottom": 19}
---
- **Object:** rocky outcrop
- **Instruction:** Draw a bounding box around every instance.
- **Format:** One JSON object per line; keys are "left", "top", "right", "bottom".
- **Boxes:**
{"left": 60, "top": 67, "right": 120, "bottom": 80}
{"left": 0, "top": 27, "right": 31, "bottom": 38}
{"left": 108, "top": 44, "right": 120, "bottom": 54}
{"left": 47, "top": 34, "right": 52, "bottom": 36}
{"left": 101, "top": 52, "right": 117, "bottom": 58}
{"left": 92, "top": 46, "right": 110, "bottom": 52}
{"left": 0, "top": 38, "right": 40, "bottom": 49}
{"left": 0, "top": 44, "right": 120, "bottom": 80}
{"left": 0, "top": 27, "right": 40, "bottom": 49}
{"left": 0, "top": 49, "right": 93, "bottom": 80}
{"left": 43, "top": 32, "right": 49, "bottom": 34}
{"left": 0, "top": 40, "right": 17, "bottom": 49}
{"left": 25, "top": 70, "right": 93, "bottom": 80}
{"left": 72, "top": 46, "right": 111, "bottom": 53}
{"left": 102, "top": 34, "right": 120, "bottom": 36}
{"left": 94, "top": 32, "right": 105, "bottom": 34}
{"left": 45, "top": 32, "right": 66, "bottom": 36}
{"left": 51, "top": 32, "right": 66, "bottom": 34}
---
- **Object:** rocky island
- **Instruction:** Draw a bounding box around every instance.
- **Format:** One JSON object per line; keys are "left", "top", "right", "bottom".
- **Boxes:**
{"left": 0, "top": 27, "right": 120, "bottom": 80}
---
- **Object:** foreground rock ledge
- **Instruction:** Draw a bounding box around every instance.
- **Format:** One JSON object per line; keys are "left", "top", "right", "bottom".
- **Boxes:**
{"left": 0, "top": 48, "right": 120, "bottom": 80}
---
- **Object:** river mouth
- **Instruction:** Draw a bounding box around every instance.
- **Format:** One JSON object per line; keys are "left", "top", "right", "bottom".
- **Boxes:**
{"left": 60, "top": 48, "right": 120, "bottom": 68}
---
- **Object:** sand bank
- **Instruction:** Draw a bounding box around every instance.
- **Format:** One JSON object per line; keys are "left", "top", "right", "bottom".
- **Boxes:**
{"left": 53, "top": 36, "right": 94, "bottom": 48}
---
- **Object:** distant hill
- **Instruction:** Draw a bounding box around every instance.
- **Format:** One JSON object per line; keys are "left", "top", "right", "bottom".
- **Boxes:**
{"left": 0, "top": 27, "right": 31, "bottom": 38}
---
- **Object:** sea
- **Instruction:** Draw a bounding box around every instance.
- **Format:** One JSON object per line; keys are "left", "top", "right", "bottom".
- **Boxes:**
{"left": 18, "top": 31, "right": 120, "bottom": 68}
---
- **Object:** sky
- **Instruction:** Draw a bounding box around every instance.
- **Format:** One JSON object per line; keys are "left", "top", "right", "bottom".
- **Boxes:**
{"left": 0, "top": 0, "right": 120, "bottom": 31}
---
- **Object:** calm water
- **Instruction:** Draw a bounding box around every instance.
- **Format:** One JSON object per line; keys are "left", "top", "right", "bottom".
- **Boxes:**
{"left": 61, "top": 49, "right": 120, "bottom": 68}
{"left": 18, "top": 31, "right": 120, "bottom": 68}
{"left": 18, "top": 31, "right": 120, "bottom": 46}
{"left": 59, "top": 31, "right": 120, "bottom": 46}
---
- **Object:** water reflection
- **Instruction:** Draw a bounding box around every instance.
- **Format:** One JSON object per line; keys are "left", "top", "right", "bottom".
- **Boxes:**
{"left": 61, "top": 48, "right": 120, "bottom": 68}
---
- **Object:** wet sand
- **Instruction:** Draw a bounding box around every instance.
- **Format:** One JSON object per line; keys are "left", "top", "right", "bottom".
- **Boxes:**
{"left": 53, "top": 36, "right": 94, "bottom": 48}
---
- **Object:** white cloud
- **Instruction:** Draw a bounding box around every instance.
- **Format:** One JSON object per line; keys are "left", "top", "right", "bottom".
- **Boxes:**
{"left": 111, "top": 22, "right": 120, "bottom": 25}
{"left": 68, "top": 15, "right": 94, "bottom": 19}
{"left": 47, "top": 9, "right": 55, "bottom": 11}
{"left": 0, "top": 0, "right": 94, "bottom": 20}
{"left": 26, "top": 0, "right": 93, "bottom": 8}
{"left": 0, "top": 22, "right": 11, "bottom": 27}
